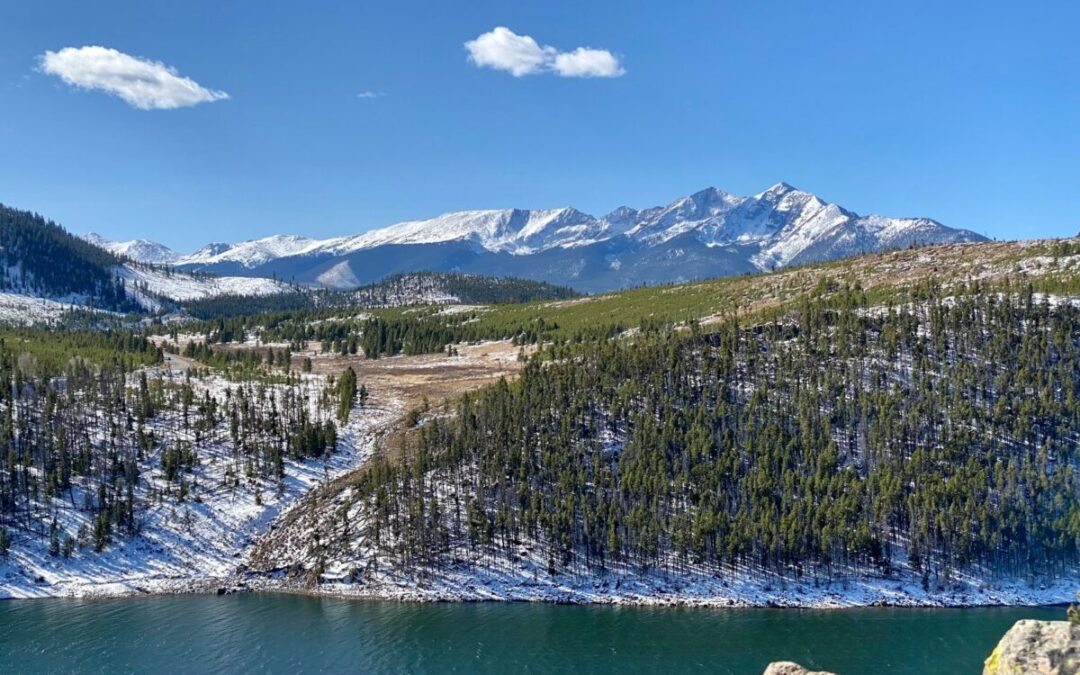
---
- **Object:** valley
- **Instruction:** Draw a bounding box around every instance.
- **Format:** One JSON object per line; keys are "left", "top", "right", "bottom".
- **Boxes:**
{"left": 0, "top": 201, "right": 1076, "bottom": 609}
{"left": 8, "top": 8, "right": 1077, "bottom": 671}
{"left": 0, "top": 330, "right": 528, "bottom": 598}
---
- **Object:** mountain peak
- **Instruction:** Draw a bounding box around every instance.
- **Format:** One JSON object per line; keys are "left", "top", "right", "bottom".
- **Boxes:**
{"left": 87, "top": 181, "right": 987, "bottom": 289}
{"left": 193, "top": 242, "right": 231, "bottom": 256}
{"left": 689, "top": 186, "right": 734, "bottom": 200}
{"left": 757, "top": 182, "right": 799, "bottom": 199}
{"left": 81, "top": 232, "right": 179, "bottom": 265}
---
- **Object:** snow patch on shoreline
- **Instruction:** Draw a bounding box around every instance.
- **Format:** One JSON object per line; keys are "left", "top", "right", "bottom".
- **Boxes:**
{"left": 266, "top": 560, "right": 1079, "bottom": 609}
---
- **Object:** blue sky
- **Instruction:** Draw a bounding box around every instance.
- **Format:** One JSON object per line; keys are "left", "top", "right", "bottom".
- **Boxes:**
{"left": 1, "top": 1, "right": 1077, "bottom": 250}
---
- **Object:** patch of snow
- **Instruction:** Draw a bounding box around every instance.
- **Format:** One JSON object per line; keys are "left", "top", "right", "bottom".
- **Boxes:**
{"left": 316, "top": 261, "right": 361, "bottom": 290}
{"left": 299, "top": 557, "right": 1080, "bottom": 608}
{"left": 0, "top": 292, "right": 118, "bottom": 325}
{"left": 117, "top": 265, "right": 293, "bottom": 305}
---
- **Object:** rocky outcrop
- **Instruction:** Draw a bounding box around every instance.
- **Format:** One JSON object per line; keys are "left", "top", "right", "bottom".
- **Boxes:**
{"left": 762, "top": 662, "right": 836, "bottom": 675}
{"left": 983, "top": 620, "right": 1079, "bottom": 675}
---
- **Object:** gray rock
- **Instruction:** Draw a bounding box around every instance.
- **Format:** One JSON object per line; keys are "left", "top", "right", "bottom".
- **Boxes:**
{"left": 983, "top": 620, "right": 1080, "bottom": 675}
{"left": 762, "top": 662, "right": 837, "bottom": 675}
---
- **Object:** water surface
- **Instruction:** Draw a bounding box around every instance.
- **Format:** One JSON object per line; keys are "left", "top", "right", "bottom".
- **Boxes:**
{"left": 0, "top": 594, "right": 1062, "bottom": 673}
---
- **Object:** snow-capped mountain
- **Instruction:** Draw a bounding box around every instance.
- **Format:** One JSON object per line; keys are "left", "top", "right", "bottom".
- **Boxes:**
{"left": 321, "top": 207, "right": 617, "bottom": 255}
{"left": 113, "top": 183, "right": 987, "bottom": 292}
{"left": 77, "top": 234, "right": 297, "bottom": 307}
{"left": 178, "top": 235, "right": 321, "bottom": 269}
{"left": 84, "top": 233, "right": 180, "bottom": 265}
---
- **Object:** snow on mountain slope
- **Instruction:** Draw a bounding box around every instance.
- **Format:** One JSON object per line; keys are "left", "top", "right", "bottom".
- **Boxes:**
{"left": 626, "top": 187, "right": 745, "bottom": 245}
{"left": 303, "top": 182, "right": 982, "bottom": 266}
{"left": 175, "top": 183, "right": 982, "bottom": 263}
{"left": 0, "top": 292, "right": 117, "bottom": 325}
{"left": 316, "top": 260, "right": 361, "bottom": 289}
{"left": 0, "top": 266, "right": 292, "bottom": 321}
{"left": 117, "top": 265, "right": 294, "bottom": 309}
{"left": 84, "top": 233, "right": 180, "bottom": 265}
{"left": 177, "top": 235, "right": 322, "bottom": 269}
{"left": 92, "top": 183, "right": 985, "bottom": 291}
{"left": 745, "top": 185, "right": 974, "bottom": 269}
{"left": 320, "top": 207, "right": 607, "bottom": 255}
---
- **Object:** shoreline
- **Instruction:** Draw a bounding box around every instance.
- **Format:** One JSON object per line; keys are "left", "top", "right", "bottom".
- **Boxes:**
{"left": 3, "top": 570, "right": 1075, "bottom": 610}
{"left": 2, "top": 358, "right": 1074, "bottom": 613}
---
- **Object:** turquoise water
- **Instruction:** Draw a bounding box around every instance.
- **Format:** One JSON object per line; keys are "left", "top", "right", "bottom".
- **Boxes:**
{"left": 0, "top": 594, "right": 1062, "bottom": 674}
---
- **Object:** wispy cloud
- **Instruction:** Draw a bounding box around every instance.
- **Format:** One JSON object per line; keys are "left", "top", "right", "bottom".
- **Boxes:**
{"left": 357, "top": 90, "right": 387, "bottom": 99}
{"left": 39, "top": 46, "right": 229, "bottom": 110}
{"left": 464, "top": 27, "right": 624, "bottom": 78}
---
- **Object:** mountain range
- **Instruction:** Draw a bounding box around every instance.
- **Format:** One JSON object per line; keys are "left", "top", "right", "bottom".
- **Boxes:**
{"left": 87, "top": 183, "right": 986, "bottom": 293}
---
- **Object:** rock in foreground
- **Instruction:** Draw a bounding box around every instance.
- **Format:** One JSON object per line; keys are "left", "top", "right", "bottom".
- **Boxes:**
{"left": 983, "top": 620, "right": 1079, "bottom": 675}
{"left": 763, "top": 662, "right": 836, "bottom": 675}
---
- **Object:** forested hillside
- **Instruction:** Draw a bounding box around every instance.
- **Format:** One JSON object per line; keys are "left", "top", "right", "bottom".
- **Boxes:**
{"left": 181, "top": 238, "right": 1080, "bottom": 360}
{"left": 346, "top": 272, "right": 577, "bottom": 306}
{"left": 0, "top": 325, "right": 352, "bottom": 573}
{"left": 4, "top": 234, "right": 1080, "bottom": 605}
{"left": 181, "top": 272, "right": 576, "bottom": 319}
{"left": 0, "top": 205, "right": 136, "bottom": 312}
{"left": 276, "top": 280, "right": 1079, "bottom": 597}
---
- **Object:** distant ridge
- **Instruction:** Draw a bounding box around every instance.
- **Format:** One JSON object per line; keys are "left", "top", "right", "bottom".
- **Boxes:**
{"left": 90, "top": 183, "right": 985, "bottom": 293}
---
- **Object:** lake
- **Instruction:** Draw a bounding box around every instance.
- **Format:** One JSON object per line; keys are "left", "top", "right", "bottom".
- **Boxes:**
{"left": 0, "top": 594, "right": 1062, "bottom": 673}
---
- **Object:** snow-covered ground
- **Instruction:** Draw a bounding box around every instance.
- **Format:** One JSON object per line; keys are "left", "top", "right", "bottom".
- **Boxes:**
{"left": 0, "top": 330, "right": 1073, "bottom": 608}
{"left": 247, "top": 482, "right": 1080, "bottom": 608}
{"left": 0, "top": 266, "right": 296, "bottom": 324}
{"left": 2, "top": 365, "right": 1074, "bottom": 608}
{"left": 296, "top": 564, "right": 1079, "bottom": 609}
{"left": 118, "top": 265, "right": 294, "bottom": 308}
{"left": 0, "top": 291, "right": 117, "bottom": 325}
{"left": 0, "top": 371, "right": 399, "bottom": 599}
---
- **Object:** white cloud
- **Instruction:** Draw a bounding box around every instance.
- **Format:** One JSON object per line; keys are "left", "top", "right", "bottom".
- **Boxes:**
{"left": 465, "top": 27, "right": 553, "bottom": 77}
{"left": 464, "top": 27, "right": 624, "bottom": 78}
{"left": 552, "top": 47, "right": 625, "bottom": 78}
{"left": 39, "top": 46, "right": 229, "bottom": 110}
{"left": 357, "top": 90, "right": 387, "bottom": 99}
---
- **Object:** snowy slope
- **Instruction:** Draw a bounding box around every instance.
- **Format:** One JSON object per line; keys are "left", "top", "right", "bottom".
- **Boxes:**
{"left": 91, "top": 183, "right": 986, "bottom": 291}
{"left": 0, "top": 292, "right": 118, "bottom": 325}
{"left": 0, "top": 369, "right": 399, "bottom": 599}
{"left": 0, "top": 266, "right": 294, "bottom": 322}
{"left": 319, "top": 207, "right": 611, "bottom": 255}
{"left": 117, "top": 265, "right": 294, "bottom": 309}
{"left": 169, "top": 182, "right": 983, "bottom": 266}
{"left": 83, "top": 233, "right": 180, "bottom": 265}
{"left": 177, "top": 235, "right": 322, "bottom": 269}
{"left": 624, "top": 187, "right": 745, "bottom": 245}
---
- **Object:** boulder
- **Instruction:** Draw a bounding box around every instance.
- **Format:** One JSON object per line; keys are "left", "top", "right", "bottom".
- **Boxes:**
{"left": 983, "top": 620, "right": 1079, "bottom": 675}
{"left": 763, "top": 662, "right": 836, "bottom": 675}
